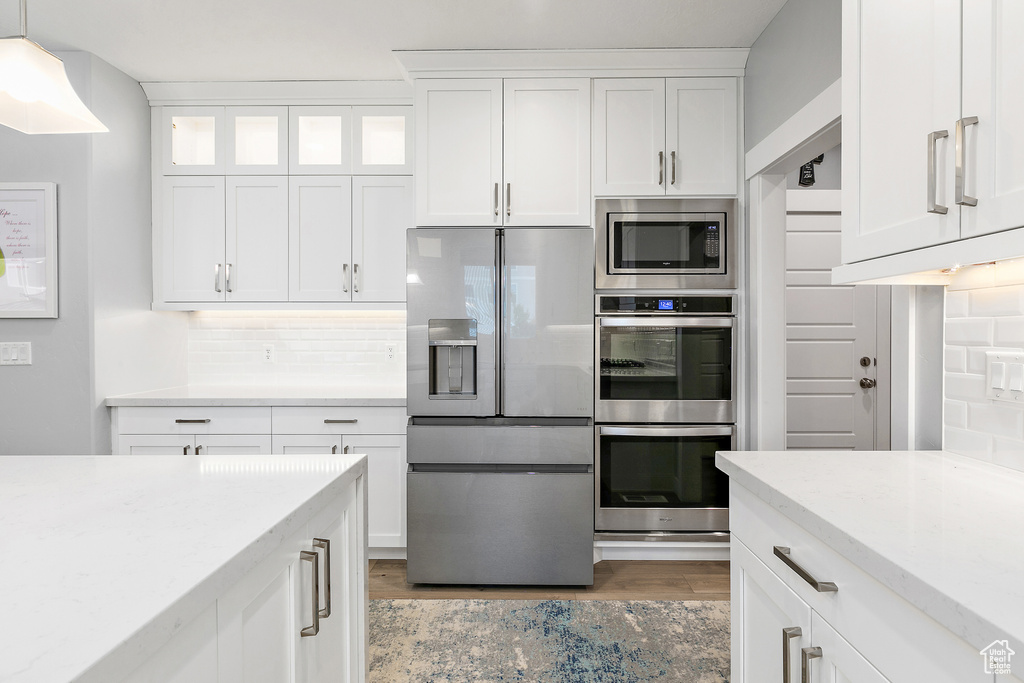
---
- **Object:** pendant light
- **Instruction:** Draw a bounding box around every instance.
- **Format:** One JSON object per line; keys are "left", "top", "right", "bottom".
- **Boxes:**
{"left": 0, "top": 0, "right": 107, "bottom": 134}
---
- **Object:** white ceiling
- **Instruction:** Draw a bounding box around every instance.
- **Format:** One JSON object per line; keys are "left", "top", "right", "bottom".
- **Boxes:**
{"left": 1, "top": 0, "right": 787, "bottom": 83}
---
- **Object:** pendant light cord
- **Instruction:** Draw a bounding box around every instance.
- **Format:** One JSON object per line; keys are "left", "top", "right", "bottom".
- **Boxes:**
{"left": 19, "top": 0, "right": 27, "bottom": 38}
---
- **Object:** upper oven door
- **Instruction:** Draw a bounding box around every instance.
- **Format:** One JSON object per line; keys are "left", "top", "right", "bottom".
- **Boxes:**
{"left": 596, "top": 316, "right": 735, "bottom": 423}
{"left": 608, "top": 213, "right": 725, "bottom": 275}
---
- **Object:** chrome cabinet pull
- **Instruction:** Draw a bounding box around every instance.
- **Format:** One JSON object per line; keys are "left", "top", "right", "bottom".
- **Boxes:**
{"left": 506, "top": 183, "right": 511, "bottom": 217}
{"left": 214, "top": 263, "right": 222, "bottom": 293}
{"left": 344, "top": 445, "right": 350, "bottom": 454}
{"left": 353, "top": 263, "right": 360, "bottom": 293}
{"left": 224, "top": 263, "right": 233, "bottom": 293}
{"left": 927, "top": 130, "right": 949, "bottom": 214}
{"left": 494, "top": 182, "right": 499, "bottom": 217}
{"left": 801, "top": 646, "right": 822, "bottom": 683}
{"left": 299, "top": 550, "right": 320, "bottom": 637}
{"left": 342, "top": 263, "right": 349, "bottom": 293}
{"left": 658, "top": 151, "right": 664, "bottom": 185}
{"left": 183, "top": 445, "right": 190, "bottom": 455}
{"left": 670, "top": 151, "right": 677, "bottom": 185}
{"left": 773, "top": 546, "right": 838, "bottom": 592}
{"left": 331, "top": 445, "right": 337, "bottom": 454}
{"left": 783, "top": 627, "right": 802, "bottom": 683}
{"left": 312, "top": 538, "right": 332, "bottom": 618}
{"left": 175, "top": 419, "right": 211, "bottom": 424}
{"left": 324, "top": 419, "right": 358, "bottom": 424}
{"left": 195, "top": 445, "right": 203, "bottom": 454}
{"left": 955, "top": 116, "right": 979, "bottom": 207}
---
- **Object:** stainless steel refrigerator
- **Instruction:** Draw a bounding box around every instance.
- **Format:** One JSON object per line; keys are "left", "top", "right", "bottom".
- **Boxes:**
{"left": 406, "top": 227, "right": 594, "bottom": 585}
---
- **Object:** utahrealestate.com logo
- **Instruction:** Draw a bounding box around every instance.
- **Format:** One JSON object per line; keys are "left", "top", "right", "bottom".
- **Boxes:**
{"left": 980, "top": 640, "right": 1015, "bottom": 676}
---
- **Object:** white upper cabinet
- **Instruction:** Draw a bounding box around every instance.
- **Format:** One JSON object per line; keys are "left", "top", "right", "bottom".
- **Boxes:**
{"left": 225, "top": 177, "right": 290, "bottom": 301}
{"left": 162, "top": 106, "right": 225, "bottom": 175}
{"left": 289, "top": 106, "right": 352, "bottom": 175}
{"left": 226, "top": 107, "right": 289, "bottom": 175}
{"left": 351, "top": 176, "right": 414, "bottom": 302}
{"left": 289, "top": 176, "right": 353, "bottom": 302}
{"left": 162, "top": 176, "right": 226, "bottom": 302}
{"left": 593, "top": 78, "right": 738, "bottom": 197}
{"left": 415, "top": 78, "right": 591, "bottom": 226}
{"left": 352, "top": 106, "right": 414, "bottom": 175}
{"left": 415, "top": 79, "right": 503, "bottom": 226}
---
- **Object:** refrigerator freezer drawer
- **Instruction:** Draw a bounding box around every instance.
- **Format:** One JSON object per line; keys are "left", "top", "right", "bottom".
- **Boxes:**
{"left": 408, "top": 423, "right": 593, "bottom": 466}
{"left": 406, "top": 471, "right": 594, "bottom": 585}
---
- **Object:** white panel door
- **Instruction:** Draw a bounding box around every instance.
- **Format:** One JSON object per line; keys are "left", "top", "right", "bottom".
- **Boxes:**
{"left": 666, "top": 78, "right": 738, "bottom": 196}
{"left": 807, "top": 613, "right": 890, "bottom": 683}
{"left": 289, "top": 177, "right": 353, "bottom": 302}
{"left": 842, "top": 0, "right": 961, "bottom": 262}
{"left": 786, "top": 191, "right": 881, "bottom": 450}
{"left": 197, "top": 435, "right": 273, "bottom": 455}
{"left": 272, "top": 434, "right": 345, "bottom": 455}
{"left": 162, "top": 176, "right": 226, "bottom": 302}
{"left": 342, "top": 435, "right": 405, "bottom": 549}
{"left": 961, "top": 0, "right": 1024, "bottom": 239}
{"left": 731, "top": 538, "right": 813, "bottom": 683}
{"left": 352, "top": 176, "right": 414, "bottom": 302}
{"left": 226, "top": 177, "right": 289, "bottom": 302}
{"left": 503, "top": 79, "right": 591, "bottom": 226}
{"left": 119, "top": 434, "right": 195, "bottom": 455}
{"left": 592, "top": 78, "right": 666, "bottom": 196}
{"left": 415, "top": 79, "right": 502, "bottom": 226}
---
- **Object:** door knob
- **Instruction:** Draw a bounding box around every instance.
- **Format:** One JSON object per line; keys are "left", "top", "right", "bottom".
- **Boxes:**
{"left": 859, "top": 356, "right": 872, "bottom": 367}
{"left": 860, "top": 377, "right": 876, "bottom": 389}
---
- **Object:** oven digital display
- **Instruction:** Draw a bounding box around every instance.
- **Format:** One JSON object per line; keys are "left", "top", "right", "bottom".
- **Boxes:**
{"left": 658, "top": 299, "right": 674, "bottom": 310}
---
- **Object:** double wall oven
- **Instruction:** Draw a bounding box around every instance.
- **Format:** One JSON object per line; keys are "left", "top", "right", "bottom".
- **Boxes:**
{"left": 593, "top": 197, "right": 737, "bottom": 538}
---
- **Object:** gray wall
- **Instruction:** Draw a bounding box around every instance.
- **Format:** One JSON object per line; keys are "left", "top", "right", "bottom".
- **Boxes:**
{"left": 744, "top": 0, "right": 841, "bottom": 152}
{"left": 0, "top": 52, "right": 187, "bottom": 454}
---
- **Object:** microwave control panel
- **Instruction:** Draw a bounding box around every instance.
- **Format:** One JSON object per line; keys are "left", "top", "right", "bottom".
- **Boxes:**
{"left": 704, "top": 225, "right": 721, "bottom": 258}
{"left": 598, "top": 295, "right": 734, "bottom": 315}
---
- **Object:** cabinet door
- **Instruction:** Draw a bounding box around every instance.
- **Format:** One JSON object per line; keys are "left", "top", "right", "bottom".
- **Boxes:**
{"left": 842, "top": 1, "right": 961, "bottom": 263}
{"left": 120, "top": 603, "right": 219, "bottom": 683}
{"left": 272, "top": 434, "right": 345, "bottom": 455}
{"left": 226, "top": 106, "right": 289, "bottom": 175}
{"left": 503, "top": 79, "right": 591, "bottom": 226}
{"left": 161, "top": 106, "right": 225, "bottom": 175}
{"left": 289, "top": 106, "right": 352, "bottom": 175}
{"left": 807, "top": 613, "right": 890, "bottom": 683}
{"left": 351, "top": 176, "right": 414, "bottom": 302}
{"left": 226, "top": 177, "right": 290, "bottom": 302}
{"left": 161, "top": 176, "right": 226, "bottom": 302}
{"left": 289, "top": 177, "right": 353, "bottom": 302}
{"left": 961, "top": 0, "right": 1024, "bottom": 239}
{"left": 119, "top": 434, "right": 195, "bottom": 456}
{"left": 665, "top": 78, "right": 738, "bottom": 196}
{"left": 732, "top": 538, "right": 812, "bottom": 683}
{"left": 342, "top": 434, "right": 406, "bottom": 549}
{"left": 352, "top": 106, "right": 414, "bottom": 175}
{"left": 592, "top": 78, "right": 666, "bottom": 196}
{"left": 197, "top": 434, "right": 273, "bottom": 455}
{"left": 415, "top": 79, "right": 502, "bottom": 226}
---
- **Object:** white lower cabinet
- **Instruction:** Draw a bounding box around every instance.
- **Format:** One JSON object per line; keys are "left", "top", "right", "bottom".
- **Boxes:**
{"left": 118, "top": 434, "right": 273, "bottom": 455}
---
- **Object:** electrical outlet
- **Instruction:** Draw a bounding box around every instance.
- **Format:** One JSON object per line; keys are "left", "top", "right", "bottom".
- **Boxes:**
{"left": 0, "top": 342, "right": 31, "bottom": 365}
{"left": 385, "top": 344, "right": 396, "bottom": 363}
{"left": 262, "top": 344, "right": 276, "bottom": 364}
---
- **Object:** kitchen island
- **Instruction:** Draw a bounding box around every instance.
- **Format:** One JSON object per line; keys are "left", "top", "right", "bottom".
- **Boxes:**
{"left": 0, "top": 454, "right": 367, "bottom": 683}
{"left": 718, "top": 450, "right": 1023, "bottom": 683}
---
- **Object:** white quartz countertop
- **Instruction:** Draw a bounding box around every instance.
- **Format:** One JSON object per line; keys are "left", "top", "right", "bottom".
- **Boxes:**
{"left": 0, "top": 454, "right": 367, "bottom": 683}
{"left": 105, "top": 384, "right": 406, "bottom": 407}
{"left": 716, "top": 450, "right": 1024, "bottom": 652}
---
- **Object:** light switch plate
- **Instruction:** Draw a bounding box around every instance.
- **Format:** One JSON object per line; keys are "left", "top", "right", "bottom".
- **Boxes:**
{"left": 0, "top": 342, "right": 32, "bottom": 365}
{"left": 986, "top": 350, "right": 1024, "bottom": 402}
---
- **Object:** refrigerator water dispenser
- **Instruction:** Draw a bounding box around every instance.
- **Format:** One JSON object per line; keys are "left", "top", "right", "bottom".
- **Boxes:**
{"left": 428, "top": 318, "right": 477, "bottom": 398}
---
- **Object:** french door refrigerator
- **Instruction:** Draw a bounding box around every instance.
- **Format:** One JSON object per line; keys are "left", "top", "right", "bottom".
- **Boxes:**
{"left": 406, "top": 227, "right": 594, "bottom": 585}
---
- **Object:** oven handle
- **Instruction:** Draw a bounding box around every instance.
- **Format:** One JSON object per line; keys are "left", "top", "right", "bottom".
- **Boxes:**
{"left": 599, "top": 426, "right": 736, "bottom": 438}
{"left": 598, "top": 316, "right": 734, "bottom": 328}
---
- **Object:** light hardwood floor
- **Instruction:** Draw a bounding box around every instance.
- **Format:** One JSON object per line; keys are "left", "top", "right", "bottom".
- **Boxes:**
{"left": 369, "top": 559, "right": 730, "bottom": 601}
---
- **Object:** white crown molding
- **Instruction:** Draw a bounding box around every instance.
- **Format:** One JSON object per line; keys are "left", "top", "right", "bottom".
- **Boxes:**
{"left": 392, "top": 48, "right": 749, "bottom": 80}
{"left": 141, "top": 80, "right": 413, "bottom": 106}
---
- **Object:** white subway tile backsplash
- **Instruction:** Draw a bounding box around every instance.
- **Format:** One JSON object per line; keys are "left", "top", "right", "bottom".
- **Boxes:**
{"left": 993, "top": 317, "right": 1024, "bottom": 347}
{"left": 969, "top": 285, "right": 1024, "bottom": 317}
{"left": 944, "top": 347, "right": 967, "bottom": 373}
{"left": 945, "top": 291, "right": 969, "bottom": 318}
{"left": 944, "top": 372, "right": 988, "bottom": 401}
{"left": 967, "top": 402, "right": 1024, "bottom": 439}
{"left": 944, "top": 400, "right": 967, "bottom": 429}
{"left": 944, "top": 426, "right": 992, "bottom": 462}
{"left": 990, "top": 437, "right": 1024, "bottom": 474}
{"left": 945, "top": 318, "right": 994, "bottom": 346}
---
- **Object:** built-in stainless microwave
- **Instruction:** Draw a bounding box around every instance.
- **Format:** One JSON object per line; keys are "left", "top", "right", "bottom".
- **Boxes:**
{"left": 595, "top": 197, "right": 736, "bottom": 289}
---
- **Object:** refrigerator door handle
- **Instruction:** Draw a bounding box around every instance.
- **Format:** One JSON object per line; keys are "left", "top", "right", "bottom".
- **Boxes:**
{"left": 496, "top": 229, "right": 505, "bottom": 415}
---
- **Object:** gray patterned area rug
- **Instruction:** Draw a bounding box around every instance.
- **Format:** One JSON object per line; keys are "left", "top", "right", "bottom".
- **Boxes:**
{"left": 369, "top": 599, "right": 730, "bottom": 682}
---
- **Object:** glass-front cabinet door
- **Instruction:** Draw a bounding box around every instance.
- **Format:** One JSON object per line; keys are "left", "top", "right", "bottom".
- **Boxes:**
{"left": 226, "top": 106, "right": 288, "bottom": 175}
{"left": 289, "top": 106, "right": 352, "bottom": 174}
{"left": 162, "top": 106, "right": 225, "bottom": 175}
{"left": 352, "top": 106, "right": 414, "bottom": 175}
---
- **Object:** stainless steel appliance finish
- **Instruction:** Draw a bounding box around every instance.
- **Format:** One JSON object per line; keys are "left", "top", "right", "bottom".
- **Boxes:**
{"left": 595, "top": 295, "right": 736, "bottom": 424}
{"left": 595, "top": 197, "right": 736, "bottom": 290}
{"left": 406, "top": 228, "right": 595, "bottom": 586}
{"left": 595, "top": 424, "right": 734, "bottom": 533}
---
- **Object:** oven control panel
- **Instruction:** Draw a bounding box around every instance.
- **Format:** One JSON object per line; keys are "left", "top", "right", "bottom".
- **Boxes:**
{"left": 597, "top": 295, "right": 733, "bottom": 315}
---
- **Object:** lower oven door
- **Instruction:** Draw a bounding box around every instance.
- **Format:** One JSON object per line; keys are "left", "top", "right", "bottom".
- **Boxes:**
{"left": 596, "top": 316, "right": 735, "bottom": 423}
{"left": 596, "top": 425, "right": 733, "bottom": 533}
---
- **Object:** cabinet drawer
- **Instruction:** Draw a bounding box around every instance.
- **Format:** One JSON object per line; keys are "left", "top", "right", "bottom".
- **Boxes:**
{"left": 116, "top": 407, "right": 272, "bottom": 435}
{"left": 730, "top": 483, "right": 988, "bottom": 683}
{"left": 271, "top": 407, "right": 405, "bottom": 435}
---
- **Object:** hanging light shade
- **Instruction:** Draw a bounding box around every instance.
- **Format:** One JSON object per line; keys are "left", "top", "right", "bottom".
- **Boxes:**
{"left": 0, "top": 0, "right": 107, "bottom": 134}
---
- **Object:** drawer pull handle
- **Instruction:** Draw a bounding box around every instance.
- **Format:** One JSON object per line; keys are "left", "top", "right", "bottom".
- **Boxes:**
{"left": 773, "top": 546, "right": 838, "bottom": 592}
{"left": 801, "top": 646, "right": 822, "bottom": 683}
{"left": 324, "top": 419, "right": 358, "bottom": 424}
{"left": 183, "top": 445, "right": 190, "bottom": 455}
{"left": 175, "top": 419, "right": 211, "bottom": 424}
{"left": 332, "top": 445, "right": 338, "bottom": 454}
{"left": 195, "top": 445, "right": 202, "bottom": 455}
{"left": 312, "top": 538, "right": 332, "bottom": 618}
{"left": 783, "top": 627, "right": 802, "bottom": 683}
{"left": 299, "top": 550, "right": 320, "bottom": 637}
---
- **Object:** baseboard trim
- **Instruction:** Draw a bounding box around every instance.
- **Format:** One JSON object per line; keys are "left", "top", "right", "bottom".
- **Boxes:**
{"left": 593, "top": 540, "right": 730, "bottom": 562}
{"left": 370, "top": 547, "right": 407, "bottom": 560}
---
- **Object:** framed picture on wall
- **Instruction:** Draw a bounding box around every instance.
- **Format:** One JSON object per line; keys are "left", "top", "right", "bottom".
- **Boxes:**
{"left": 0, "top": 182, "right": 58, "bottom": 318}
